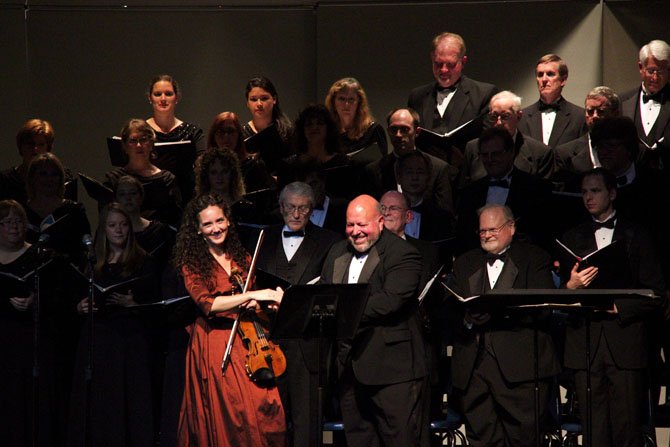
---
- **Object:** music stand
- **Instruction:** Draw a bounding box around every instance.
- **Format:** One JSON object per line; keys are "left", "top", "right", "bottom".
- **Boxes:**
{"left": 270, "top": 283, "right": 369, "bottom": 447}
{"left": 461, "top": 289, "right": 656, "bottom": 447}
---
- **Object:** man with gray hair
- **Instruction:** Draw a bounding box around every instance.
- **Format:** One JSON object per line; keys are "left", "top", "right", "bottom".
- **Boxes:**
{"left": 449, "top": 203, "right": 559, "bottom": 446}
{"left": 621, "top": 39, "right": 670, "bottom": 171}
{"left": 460, "top": 90, "right": 553, "bottom": 186}
{"left": 255, "top": 181, "right": 341, "bottom": 447}
{"left": 518, "top": 54, "right": 588, "bottom": 148}
{"left": 553, "top": 86, "right": 621, "bottom": 191}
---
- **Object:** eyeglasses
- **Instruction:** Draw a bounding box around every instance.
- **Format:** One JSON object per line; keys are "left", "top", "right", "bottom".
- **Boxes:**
{"left": 585, "top": 108, "right": 610, "bottom": 117}
{"left": 381, "top": 205, "right": 406, "bottom": 214}
{"left": 283, "top": 204, "right": 311, "bottom": 215}
{"left": 477, "top": 221, "right": 512, "bottom": 236}
{"left": 0, "top": 218, "right": 24, "bottom": 228}
{"left": 336, "top": 96, "right": 358, "bottom": 105}
{"left": 126, "top": 136, "right": 152, "bottom": 146}
{"left": 486, "top": 112, "right": 514, "bottom": 123}
{"left": 643, "top": 67, "right": 668, "bottom": 76}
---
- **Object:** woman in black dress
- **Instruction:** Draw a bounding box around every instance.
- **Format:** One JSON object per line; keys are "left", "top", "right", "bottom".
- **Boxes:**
{"left": 68, "top": 203, "right": 159, "bottom": 447}
{"left": 242, "top": 77, "right": 294, "bottom": 175}
{"left": 325, "top": 77, "right": 388, "bottom": 157}
{"left": 145, "top": 74, "right": 205, "bottom": 202}
{"left": 0, "top": 199, "right": 62, "bottom": 446}
{"left": 105, "top": 119, "right": 182, "bottom": 226}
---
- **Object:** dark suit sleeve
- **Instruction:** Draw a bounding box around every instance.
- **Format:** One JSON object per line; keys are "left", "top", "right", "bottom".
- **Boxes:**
{"left": 616, "top": 225, "right": 666, "bottom": 326}
{"left": 362, "top": 244, "right": 423, "bottom": 322}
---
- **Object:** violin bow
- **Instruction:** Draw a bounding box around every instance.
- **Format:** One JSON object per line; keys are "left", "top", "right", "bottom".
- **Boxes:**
{"left": 222, "top": 229, "right": 265, "bottom": 375}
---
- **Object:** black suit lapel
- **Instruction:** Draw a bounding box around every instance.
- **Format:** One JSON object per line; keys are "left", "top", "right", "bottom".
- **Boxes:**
{"left": 548, "top": 106, "right": 571, "bottom": 147}
{"left": 527, "top": 104, "right": 543, "bottom": 141}
{"left": 622, "top": 90, "right": 639, "bottom": 122}
{"left": 445, "top": 88, "right": 469, "bottom": 132}
{"left": 290, "top": 233, "right": 317, "bottom": 283}
{"left": 358, "top": 246, "right": 381, "bottom": 284}
{"left": 651, "top": 98, "right": 670, "bottom": 143}
{"left": 333, "top": 251, "right": 353, "bottom": 284}
{"left": 468, "top": 263, "right": 488, "bottom": 294}
{"left": 495, "top": 257, "right": 519, "bottom": 289}
{"left": 423, "top": 87, "right": 438, "bottom": 129}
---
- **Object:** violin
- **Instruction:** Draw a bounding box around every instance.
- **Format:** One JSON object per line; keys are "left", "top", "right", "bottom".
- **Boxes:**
{"left": 231, "top": 268, "right": 287, "bottom": 383}
{"left": 221, "top": 229, "right": 286, "bottom": 384}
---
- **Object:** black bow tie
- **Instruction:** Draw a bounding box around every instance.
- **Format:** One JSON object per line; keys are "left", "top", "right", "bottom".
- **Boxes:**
{"left": 616, "top": 175, "right": 628, "bottom": 187}
{"left": 437, "top": 85, "right": 457, "bottom": 94}
{"left": 486, "top": 252, "right": 507, "bottom": 266}
{"left": 283, "top": 230, "right": 305, "bottom": 238}
{"left": 592, "top": 217, "right": 616, "bottom": 230}
{"left": 538, "top": 101, "right": 560, "bottom": 112}
{"left": 488, "top": 179, "right": 510, "bottom": 188}
{"left": 643, "top": 92, "right": 664, "bottom": 104}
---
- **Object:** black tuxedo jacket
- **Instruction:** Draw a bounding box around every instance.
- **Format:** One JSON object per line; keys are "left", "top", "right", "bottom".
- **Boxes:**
{"left": 315, "top": 196, "right": 348, "bottom": 237}
{"left": 256, "top": 222, "right": 341, "bottom": 373}
{"left": 320, "top": 230, "right": 427, "bottom": 386}
{"left": 411, "top": 198, "right": 455, "bottom": 243}
{"left": 553, "top": 134, "right": 595, "bottom": 191}
{"left": 455, "top": 167, "right": 554, "bottom": 253}
{"left": 257, "top": 222, "right": 341, "bottom": 286}
{"left": 362, "top": 149, "right": 454, "bottom": 214}
{"left": 560, "top": 218, "right": 665, "bottom": 369}
{"left": 406, "top": 235, "right": 441, "bottom": 289}
{"left": 614, "top": 166, "right": 670, "bottom": 283}
{"left": 408, "top": 76, "right": 498, "bottom": 149}
{"left": 460, "top": 132, "right": 554, "bottom": 186}
{"left": 518, "top": 97, "right": 587, "bottom": 148}
{"left": 450, "top": 240, "right": 560, "bottom": 390}
{"left": 621, "top": 84, "right": 670, "bottom": 171}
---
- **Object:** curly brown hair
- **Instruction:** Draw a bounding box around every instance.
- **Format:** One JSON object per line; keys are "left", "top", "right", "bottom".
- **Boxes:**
{"left": 173, "top": 193, "right": 248, "bottom": 290}
{"left": 194, "top": 148, "right": 246, "bottom": 201}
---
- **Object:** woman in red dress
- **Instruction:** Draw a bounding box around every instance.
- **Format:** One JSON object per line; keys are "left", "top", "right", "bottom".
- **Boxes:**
{"left": 174, "top": 193, "right": 286, "bottom": 446}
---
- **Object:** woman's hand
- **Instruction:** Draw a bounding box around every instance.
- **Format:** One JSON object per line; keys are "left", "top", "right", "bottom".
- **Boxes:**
{"left": 566, "top": 263, "right": 598, "bottom": 289}
{"left": 77, "top": 297, "right": 97, "bottom": 314}
{"left": 9, "top": 293, "right": 34, "bottom": 312}
{"left": 107, "top": 290, "right": 136, "bottom": 307}
{"left": 247, "top": 287, "right": 283, "bottom": 311}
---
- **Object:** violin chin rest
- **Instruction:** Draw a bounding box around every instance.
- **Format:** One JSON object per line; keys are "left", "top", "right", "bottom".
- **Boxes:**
{"left": 251, "top": 367, "right": 275, "bottom": 383}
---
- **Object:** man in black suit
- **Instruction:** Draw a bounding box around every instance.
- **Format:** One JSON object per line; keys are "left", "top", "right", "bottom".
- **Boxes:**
{"left": 449, "top": 204, "right": 560, "bottom": 446}
{"left": 553, "top": 86, "right": 621, "bottom": 192}
{"left": 590, "top": 116, "right": 670, "bottom": 282}
{"left": 395, "top": 150, "right": 456, "bottom": 243}
{"left": 560, "top": 168, "right": 665, "bottom": 447}
{"left": 456, "top": 127, "right": 553, "bottom": 254}
{"left": 620, "top": 39, "right": 670, "bottom": 172}
{"left": 380, "top": 189, "right": 449, "bottom": 437}
{"left": 363, "top": 107, "right": 454, "bottom": 215}
{"left": 256, "top": 181, "right": 341, "bottom": 447}
{"left": 320, "top": 194, "right": 428, "bottom": 446}
{"left": 379, "top": 190, "right": 440, "bottom": 273}
{"left": 408, "top": 32, "right": 498, "bottom": 162}
{"left": 461, "top": 90, "right": 554, "bottom": 186}
{"left": 518, "top": 54, "right": 587, "bottom": 148}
